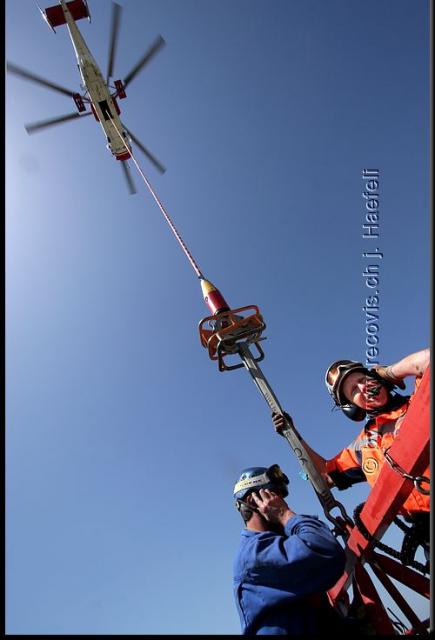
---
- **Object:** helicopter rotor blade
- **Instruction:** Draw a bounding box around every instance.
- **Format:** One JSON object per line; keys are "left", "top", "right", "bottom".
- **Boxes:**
{"left": 120, "top": 161, "right": 137, "bottom": 195}
{"left": 122, "top": 35, "right": 165, "bottom": 89}
{"left": 123, "top": 124, "right": 166, "bottom": 174}
{"left": 7, "top": 62, "right": 79, "bottom": 98}
{"left": 106, "top": 2, "right": 122, "bottom": 82}
{"left": 25, "top": 111, "right": 92, "bottom": 134}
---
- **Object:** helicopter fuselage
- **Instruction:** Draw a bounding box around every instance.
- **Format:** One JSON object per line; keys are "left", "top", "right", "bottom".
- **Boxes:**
{"left": 60, "top": 0, "right": 131, "bottom": 160}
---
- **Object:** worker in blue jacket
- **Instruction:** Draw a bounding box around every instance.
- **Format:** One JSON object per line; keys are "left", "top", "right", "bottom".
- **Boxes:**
{"left": 233, "top": 464, "right": 346, "bottom": 635}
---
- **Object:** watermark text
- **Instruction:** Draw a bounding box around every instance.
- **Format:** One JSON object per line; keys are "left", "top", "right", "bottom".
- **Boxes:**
{"left": 362, "top": 169, "right": 381, "bottom": 366}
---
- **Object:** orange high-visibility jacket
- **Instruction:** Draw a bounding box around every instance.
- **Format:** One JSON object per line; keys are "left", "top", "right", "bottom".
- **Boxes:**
{"left": 326, "top": 378, "right": 429, "bottom": 516}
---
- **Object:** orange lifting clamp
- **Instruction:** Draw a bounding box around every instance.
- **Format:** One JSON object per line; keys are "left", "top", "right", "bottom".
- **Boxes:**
{"left": 198, "top": 305, "right": 266, "bottom": 371}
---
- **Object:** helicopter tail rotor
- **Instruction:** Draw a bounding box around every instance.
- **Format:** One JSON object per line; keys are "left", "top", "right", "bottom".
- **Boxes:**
{"left": 42, "top": 0, "right": 90, "bottom": 31}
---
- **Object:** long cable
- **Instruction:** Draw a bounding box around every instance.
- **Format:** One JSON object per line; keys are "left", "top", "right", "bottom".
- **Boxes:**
{"left": 111, "top": 120, "right": 204, "bottom": 279}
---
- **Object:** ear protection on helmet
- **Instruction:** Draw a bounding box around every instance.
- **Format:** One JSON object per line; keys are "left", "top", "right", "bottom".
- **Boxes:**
{"left": 267, "top": 464, "right": 290, "bottom": 489}
{"left": 340, "top": 403, "right": 366, "bottom": 421}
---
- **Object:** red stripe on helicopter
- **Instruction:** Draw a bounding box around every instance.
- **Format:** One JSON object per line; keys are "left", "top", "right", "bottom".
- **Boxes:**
{"left": 45, "top": 0, "right": 89, "bottom": 28}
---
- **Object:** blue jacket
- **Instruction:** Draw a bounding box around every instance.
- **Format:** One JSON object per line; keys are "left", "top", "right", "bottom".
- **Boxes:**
{"left": 233, "top": 514, "right": 346, "bottom": 635}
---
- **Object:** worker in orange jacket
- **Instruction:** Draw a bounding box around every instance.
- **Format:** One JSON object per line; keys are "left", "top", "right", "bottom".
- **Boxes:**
{"left": 272, "top": 348, "right": 430, "bottom": 548}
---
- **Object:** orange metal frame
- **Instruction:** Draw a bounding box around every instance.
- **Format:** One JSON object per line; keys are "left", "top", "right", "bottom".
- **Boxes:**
{"left": 198, "top": 305, "right": 265, "bottom": 362}
{"left": 328, "top": 368, "right": 430, "bottom": 634}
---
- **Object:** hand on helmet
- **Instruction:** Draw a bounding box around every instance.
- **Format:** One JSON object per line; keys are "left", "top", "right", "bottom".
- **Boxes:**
{"left": 372, "top": 365, "right": 406, "bottom": 390}
{"left": 251, "top": 489, "right": 294, "bottom": 525}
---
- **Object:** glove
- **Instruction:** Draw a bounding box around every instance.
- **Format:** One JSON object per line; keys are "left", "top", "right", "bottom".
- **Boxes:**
{"left": 372, "top": 365, "right": 406, "bottom": 390}
{"left": 272, "top": 411, "right": 290, "bottom": 433}
{"left": 271, "top": 411, "right": 301, "bottom": 438}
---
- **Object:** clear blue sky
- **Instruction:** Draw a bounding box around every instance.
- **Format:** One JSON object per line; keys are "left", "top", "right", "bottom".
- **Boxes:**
{"left": 6, "top": 0, "right": 430, "bottom": 634}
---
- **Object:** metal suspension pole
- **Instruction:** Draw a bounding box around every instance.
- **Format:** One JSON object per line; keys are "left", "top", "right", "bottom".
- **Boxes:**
{"left": 237, "top": 341, "right": 352, "bottom": 533}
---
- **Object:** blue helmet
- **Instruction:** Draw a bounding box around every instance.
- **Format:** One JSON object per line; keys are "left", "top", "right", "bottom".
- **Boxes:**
{"left": 233, "top": 464, "right": 289, "bottom": 501}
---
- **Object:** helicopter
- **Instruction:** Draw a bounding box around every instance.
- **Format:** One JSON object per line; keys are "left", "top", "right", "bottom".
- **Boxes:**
{"left": 7, "top": 0, "right": 166, "bottom": 194}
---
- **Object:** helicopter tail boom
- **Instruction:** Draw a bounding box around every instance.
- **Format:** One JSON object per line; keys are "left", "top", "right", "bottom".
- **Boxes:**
{"left": 44, "top": 0, "right": 89, "bottom": 31}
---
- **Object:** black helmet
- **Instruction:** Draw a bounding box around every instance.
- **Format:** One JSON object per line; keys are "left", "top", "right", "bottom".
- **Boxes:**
{"left": 233, "top": 464, "right": 289, "bottom": 502}
{"left": 325, "top": 359, "right": 395, "bottom": 421}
